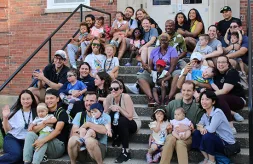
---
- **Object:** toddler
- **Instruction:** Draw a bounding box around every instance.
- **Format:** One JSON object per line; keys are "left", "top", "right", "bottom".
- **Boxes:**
{"left": 194, "top": 34, "right": 213, "bottom": 55}
{"left": 125, "top": 28, "right": 145, "bottom": 66}
{"left": 28, "top": 103, "right": 57, "bottom": 136}
{"left": 143, "top": 59, "right": 171, "bottom": 106}
{"left": 169, "top": 107, "right": 193, "bottom": 140}
{"left": 77, "top": 103, "right": 111, "bottom": 150}
{"left": 110, "top": 12, "right": 129, "bottom": 47}
{"left": 147, "top": 108, "right": 169, "bottom": 163}
{"left": 90, "top": 16, "right": 105, "bottom": 38}
{"left": 60, "top": 69, "right": 87, "bottom": 115}
{"left": 103, "top": 44, "right": 119, "bottom": 79}
{"left": 224, "top": 30, "right": 245, "bottom": 75}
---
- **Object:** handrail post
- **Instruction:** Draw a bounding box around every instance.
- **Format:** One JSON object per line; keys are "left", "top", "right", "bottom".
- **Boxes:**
{"left": 48, "top": 38, "right": 52, "bottom": 63}
{"left": 80, "top": 6, "right": 83, "bottom": 22}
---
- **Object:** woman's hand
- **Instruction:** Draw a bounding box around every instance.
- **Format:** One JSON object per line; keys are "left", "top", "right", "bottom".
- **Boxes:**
{"left": 200, "top": 127, "right": 207, "bottom": 135}
{"left": 33, "top": 138, "right": 46, "bottom": 151}
{"left": 109, "top": 105, "right": 120, "bottom": 112}
{"left": 2, "top": 105, "right": 10, "bottom": 119}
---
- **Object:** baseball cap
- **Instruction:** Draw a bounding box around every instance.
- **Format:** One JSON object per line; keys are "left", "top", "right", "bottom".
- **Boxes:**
{"left": 220, "top": 6, "right": 232, "bottom": 13}
{"left": 55, "top": 50, "right": 67, "bottom": 60}
{"left": 90, "top": 103, "right": 104, "bottom": 114}
{"left": 156, "top": 59, "right": 166, "bottom": 67}
{"left": 190, "top": 52, "right": 203, "bottom": 61}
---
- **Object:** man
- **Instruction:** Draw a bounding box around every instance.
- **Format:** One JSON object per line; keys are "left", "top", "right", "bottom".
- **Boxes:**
{"left": 85, "top": 14, "right": 95, "bottom": 30}
{"left": 23, "top": 89, "right": 70, "bottom": 163}
{"left": 223, "top": 19, "right": 248, "bottom": 69}
{"left": 116, "top": 6, "right": 138, "bottom": 60}
{"left": 160, "top": 81, "right": 204, "bottom": 164}
{"left": 68, "top": 92, "right": 108, "bottom": 164}
{"left": 29, "top": 50, "right": 70, "bottom": 102}
{"left": 217, "top": 6, "right": 242, "bottom": 46}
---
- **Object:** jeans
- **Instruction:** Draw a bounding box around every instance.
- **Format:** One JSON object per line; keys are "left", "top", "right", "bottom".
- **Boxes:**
{"left": 0, "top": 133, "right": 24, "bottom": 164}
{"left": 67, "top": 42, "right": 87, "bottom": 68}
{"left": 23, "top": 132, "right": 65, "bottom": 164}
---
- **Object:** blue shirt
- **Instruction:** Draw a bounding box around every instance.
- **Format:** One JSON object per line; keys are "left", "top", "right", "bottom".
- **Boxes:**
{"left": 198, "top": 107, "right": 235, "bottom": 144}
{"left": 62, "top": 80, "right": 87, "bottom": 100}
{"left": 78, "top": 75, "right": 96, "bottom": 91}
{"left": 143, "top": 28, "right": 158, "bottom": 46}
{"left": 191, "top": 69, "right": 213, "bottom": 85}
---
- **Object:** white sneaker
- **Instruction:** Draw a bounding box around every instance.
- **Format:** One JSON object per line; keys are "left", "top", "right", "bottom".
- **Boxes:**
{"left": 126, "top": 83, "right": 139, "bottom": 94}
{"left": 231, "top": 127, "right": 237, "bottom": 135}
{"left": 234, "top": 113, "right": 244, "bottom": 122}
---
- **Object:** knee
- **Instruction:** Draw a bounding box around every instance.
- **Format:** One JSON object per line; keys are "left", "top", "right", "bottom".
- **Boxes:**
{"left": 118, "top": 117, "right": 128, "bottom": 127}
{"left": 202, "top": 133, "right": 214, "bottom": 142}
{"left": 85, "top": 137, "right": 98, "bottom": 151}
{"left": 68, "top": 136, "right": 79, "bottom": 148}
{"left": 26, "top": 131, "right": 37, "bottom": 140}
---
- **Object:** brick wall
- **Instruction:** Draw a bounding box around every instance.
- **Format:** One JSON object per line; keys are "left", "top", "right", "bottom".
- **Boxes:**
{"left": 0, "top": 0, "right": 117, "bottom": 95}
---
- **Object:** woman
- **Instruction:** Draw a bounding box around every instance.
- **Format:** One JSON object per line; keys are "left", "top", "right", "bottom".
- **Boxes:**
{"left": 95, "top": 71, "right": 112, "bottom": 103}
{"left": 213, "top": 56, "right": 245, "bottom": 134}
{"left": 104, "top": 80, "right": 141, "bottom": 163}
{"left": 178, "top": 8, "right": 205, "bottom": 51}
{"left": 135, "top": 8, "right": 162, "bottom": 35}
{"left": 0, "top": 90, "right": 37, "bottom": 163}
{"left": 84, "top": 38, "right": 106, "bottom": 76}
{"left": 138, "top": 18, "right": 158, "bottom": 65}
{"left": 192, "top": 90, "right": 235, "bottom": 164}
{"left": 137, "top": 33, "right": 180, "bottom": 105}
{"left": 175, "top": 12, "right": 190, "bottom": 32}
{"left": 78, "top": 62, "right": 96, "bottom": 91}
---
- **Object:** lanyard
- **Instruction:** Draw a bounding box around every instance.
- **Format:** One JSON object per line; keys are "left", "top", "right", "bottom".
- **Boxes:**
{"left": 104, "top": 57, "right": 113, "bottom": 72}
{"left": 21, "top": 110, "right": 32, "bottom": 129}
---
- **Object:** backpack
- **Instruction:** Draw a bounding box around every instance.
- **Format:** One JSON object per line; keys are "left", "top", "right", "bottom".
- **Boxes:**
{"left": 79, "top": 111, "right": 87, "bottom": 126}
{"left": 215, "top": 153, "right": 231, "bottom": 164}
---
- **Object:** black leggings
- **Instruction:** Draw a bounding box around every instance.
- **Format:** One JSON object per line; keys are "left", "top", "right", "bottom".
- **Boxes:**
{"left": 110, "top": 112, "right": 137, "bottom": 148}
{"left": 217, "top": 94, "right": 245, "bottom": 121}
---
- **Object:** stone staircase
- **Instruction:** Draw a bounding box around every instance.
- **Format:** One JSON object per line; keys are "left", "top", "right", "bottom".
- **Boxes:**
{"left": 0, "top": 58, "right": 250, "bottom": 164}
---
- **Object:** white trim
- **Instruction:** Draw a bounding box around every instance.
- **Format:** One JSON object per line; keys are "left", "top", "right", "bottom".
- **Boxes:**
{"left": 46, "top": 0, "right": 90, "bottom": 10}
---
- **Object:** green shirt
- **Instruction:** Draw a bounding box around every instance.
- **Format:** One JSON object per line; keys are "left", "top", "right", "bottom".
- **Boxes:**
{"left": 168, "top": 32, "right": 187, "bottom": 53}
{"left": 165, "top": 99, "right": 204, "bottom": 128}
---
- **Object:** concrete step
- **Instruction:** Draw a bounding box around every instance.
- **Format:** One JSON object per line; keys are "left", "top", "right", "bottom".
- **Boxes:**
{"left": 119, "top": 58, "right": 138, "bottom": 66}
{"left": 119, "top": 66, "right": 140, "bottom": 74}
{"left": 118, "top": 74, "right": 137, "bottom": 83}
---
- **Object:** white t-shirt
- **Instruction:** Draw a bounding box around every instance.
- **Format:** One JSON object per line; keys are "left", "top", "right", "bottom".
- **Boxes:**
{"left": 104, "top": 57, "right": 119, "bottom": 74}
{"left": 149, "top": 120, "right": 169, "bottom": 145}
{"left": 84, "top": 53, "right": 106, "bottom": 76}
{"left": 8, "top": 110, "right": 33, "bottom": 139}
{"left": 151, "top": 70, "right": 168, "bottom": 87}
{"left": 32, "top": 114, "right": 55, "bottom": 133}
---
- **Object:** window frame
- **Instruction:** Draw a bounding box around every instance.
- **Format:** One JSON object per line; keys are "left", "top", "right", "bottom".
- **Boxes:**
{"left": 46, "top": 0, "right": 90, "bottom": 9}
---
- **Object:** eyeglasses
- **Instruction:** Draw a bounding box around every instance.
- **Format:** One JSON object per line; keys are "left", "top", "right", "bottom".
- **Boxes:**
{"left": 92, "top": 43, "right": 101, "bottom": 47}
{"left": 230, "top": 25, "right": 238, "bottom": 29}
{"left": 109, "top": 87, "right": 120, "bottom": 91}
{"left": 67, "top": 74, "right": 75, "bottom": 77}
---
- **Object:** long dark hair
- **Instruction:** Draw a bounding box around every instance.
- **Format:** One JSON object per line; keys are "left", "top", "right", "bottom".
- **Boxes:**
{"left": 96, "top": 71, "right": 112, "bottom": 96}
{"left": 188, "top": 8, "right": 205, "bottom": 34}
{"left": 9, "top": 90, "right": 37, "bottom": 119}
{"left": 84, "top": 38, "right": 105, "bottom": 56}
{"left": 175, "top": 12, "right": 189, "bottom": 30}
{"left": 131, "top": 28, "right": 143, "bottom": 40}
{"left": 199, "top": 90, "right": 219, "bottom": 110}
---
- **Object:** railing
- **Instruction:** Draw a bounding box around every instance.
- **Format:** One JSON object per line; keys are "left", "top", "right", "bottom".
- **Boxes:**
{"left": 0, "top": 4, "right": 111, "bottom": 92}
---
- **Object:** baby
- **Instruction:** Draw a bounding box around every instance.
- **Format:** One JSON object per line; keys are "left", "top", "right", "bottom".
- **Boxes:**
{"left": 169, "top": 107, "right": 193, "bottom": 140}
{"left": 77, "top": 103, "right": 111, "bottom": 151}
{"left": 28, "top": 103, "right": 57, "bottom": 136}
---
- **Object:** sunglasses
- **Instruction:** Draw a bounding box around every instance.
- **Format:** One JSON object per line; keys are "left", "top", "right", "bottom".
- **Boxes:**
{"left": 92, "top": 43, "right": 101, "bottom": 47}
{"left": 192, "top": 60, "right": 201, "bottom": 64}
{"left": 109, "top": 87, "right": 120, "bottom": 91}
{"left": 67, "top": 74, "right": 75, "bottom": 77}
{"left": 230, "top": 25, "right": 238, "bottom": 29}
{"left": 134, "top": 31, "right": 141, "bottom": 34}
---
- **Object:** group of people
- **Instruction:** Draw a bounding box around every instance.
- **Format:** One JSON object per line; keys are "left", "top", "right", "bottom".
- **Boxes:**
{"left": 0, "top": 5, "right": 248, "bottom": 164}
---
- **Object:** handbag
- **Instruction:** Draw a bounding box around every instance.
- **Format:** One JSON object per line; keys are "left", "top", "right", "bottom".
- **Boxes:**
{"left": 223, "top": 141, "right": 241, "bottom": 157}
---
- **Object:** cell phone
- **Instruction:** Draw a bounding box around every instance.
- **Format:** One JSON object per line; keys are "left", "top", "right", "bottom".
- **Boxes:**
{"left": 34, "top": 69, "right": 40, "bottom": 73}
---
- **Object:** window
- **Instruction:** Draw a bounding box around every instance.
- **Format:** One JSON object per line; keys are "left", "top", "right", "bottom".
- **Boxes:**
{"left": 47, "top": 0, "right": 90, "bottom": 9}
{"left": 183, "top": 0, "right": 202, "bottom": 4}
{"left": 153, "top": 0, "right": 171, "bottom": 5}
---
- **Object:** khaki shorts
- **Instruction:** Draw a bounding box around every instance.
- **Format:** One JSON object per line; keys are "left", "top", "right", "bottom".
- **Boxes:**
{"left": 77, "top": 142, "right": 106, "bottom": 162}
{"left": 39, "top": 88, "right": 46, "bottom": 102}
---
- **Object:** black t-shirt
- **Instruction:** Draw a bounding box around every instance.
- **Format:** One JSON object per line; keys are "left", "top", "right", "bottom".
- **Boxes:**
{"left": 214, "top": 69, "right": 245, "bottom": 98}
{"left": 175, "top": 23, "right": 190, "bottom": 32}
{"left": 78, "top": 75, "right": 96, "bottom": 91}
{"left": 217, "top": 17, "right": 242, "bottom": 36}
{"left": 50, "top": 106, "right": 71, "bottom": 145}
{"left": 138, "top": 17, "right": 162, "bottom": 35}
{"left": 43, "top": 64, "right": 70, "bottom": 88}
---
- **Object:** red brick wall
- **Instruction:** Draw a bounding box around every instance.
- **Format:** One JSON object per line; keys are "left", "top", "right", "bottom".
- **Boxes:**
{"left": 0, "top": 0, "right": 117, "bottom": 95}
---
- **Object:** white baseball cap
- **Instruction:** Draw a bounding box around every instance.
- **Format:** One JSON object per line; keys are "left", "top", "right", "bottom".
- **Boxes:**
{"left": 190, "top": 52, "right": 203, "bottom": 61}
{"left": 54, "top": 50, "right": 67, "bottom": 60}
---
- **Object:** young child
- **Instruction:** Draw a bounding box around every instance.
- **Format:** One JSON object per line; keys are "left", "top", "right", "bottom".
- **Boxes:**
{"left": 201, "top": 67, "right": 219, "bottom": 91}
{"left": 143, "top": 59, "right": 171, "bottom": 106}
{"left": 68, "top": 22, "right": 89, "bottom": 69}
{"left": 28, "top": 103, "right": 57, "bottom": 137}
{"left": 77, "top": 103, "right": 111, "bottom": 150}
{"left": 147, "top": 107, "right": 169, "bottom": 163}
{"left": 125, "top": 28, "right": 145, "bottom": 66}
{"left": 110, "top": 12, "right": 129, "bottom": 47}
{"left": 103, "top": 44, "right": 119, "bottom": 79}
{"left": 224, "top": 29, "right": 246, "bottom": 75}
{"left": 90, "top": 16, "right": 105, "bottom": 38}
{"left": 169, "top": 107, "right": 193, "bottom": 140}
{"left": 194, "top": 34, "right": 213, "bottom": 55}
{"left": 60, "top": 69, "right": 87, "bottom": 115}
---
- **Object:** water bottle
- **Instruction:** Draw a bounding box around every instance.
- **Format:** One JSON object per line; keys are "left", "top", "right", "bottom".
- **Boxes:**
{"left": 113, "top": 112, "right": 119, "bottom": 126}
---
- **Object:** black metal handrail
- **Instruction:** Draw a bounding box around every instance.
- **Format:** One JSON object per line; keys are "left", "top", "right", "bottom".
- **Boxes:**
{"left": 0, "top": 4, "right": 111, "bottom": 92}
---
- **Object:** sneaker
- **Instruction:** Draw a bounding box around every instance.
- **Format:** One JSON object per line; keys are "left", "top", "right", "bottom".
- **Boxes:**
{"left": 80, "top": 145, "right": 86, "bottom": 151}
{"left": 146, "top": 153, "right": 153, "bottom": 163}
{"left": 231, "top": 127, "right": 237, "bottom": 135}
{"left": 115, "top": 152, "right": 131, "bottom": 163}
{"left": 136, "top": 68, "right": 144, "bottom": 75}
{"left": 77, "top": 138, "right": 85, "bottom": 145}
{"left": 62, "top": 97, "right": 69, "bottom": 105}
{"left": 125, "top": 83, "right": 139, "bottom": 94}
{"left": 234, "top": 113, "right": 244, "bottom": 122}
{"left": 42, "top": 154, "right": 48, "bottom": 162}
{"left": 125, "top": 62, "right": 131, "bottom": 66}
{"left": 152, "top": 152, "right": 161, "bottom": 163}
{"left": 148, "top": 97, "right": 156, "bottom": 107}
{"left": 137, "top": 62, "right": 142, "bottom": 67}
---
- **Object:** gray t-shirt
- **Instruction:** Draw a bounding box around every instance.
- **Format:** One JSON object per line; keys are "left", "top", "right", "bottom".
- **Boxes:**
{"left": 143, "top": 28, "right": 158, "bottom": 46}
{"left": 195, "top": 45, "right": 213, "bottom": 55}
{"left": 196, "top": 38, "right": 221, "bottom": 52}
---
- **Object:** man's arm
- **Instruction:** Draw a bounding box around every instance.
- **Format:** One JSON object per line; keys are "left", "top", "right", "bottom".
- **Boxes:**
{"left": 226, "top": 47, "right": 248, "bottom": 59}
{"left": 82, "top": 122, "right": 107, "bottom": 134}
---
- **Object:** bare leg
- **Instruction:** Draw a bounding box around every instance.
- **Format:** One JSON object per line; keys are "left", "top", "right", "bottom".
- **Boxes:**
{"left": 152, "top": 87, "right": 160, "bottom": 104}
{"left": 28, "top": 87, "right": 41, "bottom": 103}
{"left": 172, "top": 131, "right": 181, "bottom": 140}
{"left": 181, "top": 130, "right": 191, "bottom": 140}
{"left": 79, "top": 127, "right": 87, "bottom": 138}
{"left": 138, "top": 79, "right": 153, "bottom": 98}
{"left": 208, "top": 154, "right": 215, "bottom": 163}
{"left": 161, "top": 85, "right": 166, "bottom": 105}
{"left": 85, "top": 137, "right": 103, "bottom": 164}
{"left": 140, "top": 46, "right": 148, "bottom": 64}
{"left": 118, "top": 38, "right": 127, "bottom": 60}
{"left": 148, "top": 143, "right": 158, "bottom": 154}
{"left": 168, "top": 75, "right": 179, "bottom": 99}
{"left": 200, "top": 151, "right": 209, "bottom": 164}
{"left": 185, "top": 37, "right": 197, "bottom": 52}
{"left": 84, "top": 129, "right": 96, "bottom": 139}
{"left": 68, "top": 136, "right": 80, "bottom": 164}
